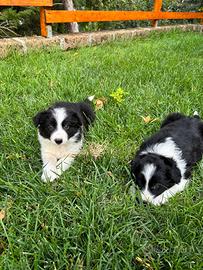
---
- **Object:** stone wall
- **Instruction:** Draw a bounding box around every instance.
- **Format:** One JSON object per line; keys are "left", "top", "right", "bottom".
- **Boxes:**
{"left": 0, "top": 24, "right": 202, "bottom": 58}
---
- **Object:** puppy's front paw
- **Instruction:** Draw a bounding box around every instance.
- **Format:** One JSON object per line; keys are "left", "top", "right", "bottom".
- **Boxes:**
{"left": 41, "top": 169, "right": 59, "bottom": 182}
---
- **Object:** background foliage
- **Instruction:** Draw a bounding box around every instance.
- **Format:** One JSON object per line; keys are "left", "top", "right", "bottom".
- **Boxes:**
{"left": 0, "top": 0, "right": 202, "bottom": 37}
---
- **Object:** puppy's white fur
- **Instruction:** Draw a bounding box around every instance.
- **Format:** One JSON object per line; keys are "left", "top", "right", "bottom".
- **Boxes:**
{"left": 39, "top": 132, "right": 83, "bottom": 182}
{"left": 141, "top": 164, "right": 156, "bottom": 202}
{"left": 152, "top": 179, "right": 188, "bottom": 205}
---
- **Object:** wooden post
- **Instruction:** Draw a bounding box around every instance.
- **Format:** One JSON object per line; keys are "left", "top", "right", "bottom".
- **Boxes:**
{"left": 40, "top": 7, "right": 52, "bottom": 38}
{"left": 40, "top": 7, "right": 47, "bottom": 37}
{"left": 152, "top": 0, "right": 163, "bottom": 27}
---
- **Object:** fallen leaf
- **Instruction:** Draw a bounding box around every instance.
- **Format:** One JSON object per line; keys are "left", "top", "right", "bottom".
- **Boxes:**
{"left": 0, "top": 242, "right": 6, "bottom": 255}
{"left": 49, "top": 80, "right": 54, "bottom": 88}
{"left": 135, "top": 256, "right": 154, "bottom": 270}
{"left": 95, "top": 97, "right": 107, "bottom": 110}
{"left": 150, "top": 118, "right": 159, "bottom": 123}
{"left": 0, "top": 210, "right": 5, "bottom": 220}
{"left": 68, "top": 255, "right": 84, "bottom": 270}
{"left": 41, "top": 223, "right": 48, "bottom": 230}
{"left": 142, "top": 116, "right": 151, "bottom": 123}
{"left": 141, "top": 116, "right": 159, "bottom": 124}
{"left": 75, "top": 191, "right": 82, "bottom": 197}
{"left": 107, "top": 171, "right": 114, "bottom": 178}
{"left": 88, "top": 143, "right": 106, "bottom": 160}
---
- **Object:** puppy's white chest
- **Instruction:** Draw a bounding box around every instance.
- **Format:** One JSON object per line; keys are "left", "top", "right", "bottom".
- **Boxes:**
{"left": 42, "top": 140, "right": 82, "bottom": 159}
{"left": 39, "top": 133, "right": 83, "bottom": 159}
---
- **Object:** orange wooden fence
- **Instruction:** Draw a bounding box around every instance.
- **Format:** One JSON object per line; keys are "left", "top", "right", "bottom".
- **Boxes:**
{"left": 0, "top": 0, "right": 52, "bottom": 6}
{"left": 0, "top": 0, "right": 203, "bottom": 38}
{"left": 152, "top": 0, "right": 163, "bottom": 27}
{"left": 45, "top": 10, "right": 203, "bottom": 24}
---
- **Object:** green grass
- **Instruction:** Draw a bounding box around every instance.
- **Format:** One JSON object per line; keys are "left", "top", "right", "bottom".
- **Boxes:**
{"left": 0, "top": 30, "right": 203, "bottom": 270}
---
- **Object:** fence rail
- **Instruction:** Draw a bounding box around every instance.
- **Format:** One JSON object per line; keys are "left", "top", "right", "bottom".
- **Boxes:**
{"left": 0, "top": 0, "right": 52, "bottom": 6}
{"left": 0, "top": 0, "right": 202, "bottom": 37}
{"left": 45, "top": 10, "right": 203, "bottom": 24}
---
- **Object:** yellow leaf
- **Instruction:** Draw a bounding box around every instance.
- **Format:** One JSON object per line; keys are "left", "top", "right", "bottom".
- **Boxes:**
{"left": 75, "top": 191, "right": 82, "bottom": 197}
{"left": 107, "top": 171, "right": 114, "bottom": 178}
{"left": 141, "top": 116, "right": 158, "bottom": 124}
{"left": 135, "top": 257, "right": 154, "bottom": 270}
{"left": 0, "top": 210, "right": 5, "bottom": 220}
{"left": 41, "top": 223, "right": 48, "bottom": 230}
{"left": 142, "top": 116, "right": 151, "bottom": 123}
{"left": 150, "top": 118, "right": 159, "bottom": 123}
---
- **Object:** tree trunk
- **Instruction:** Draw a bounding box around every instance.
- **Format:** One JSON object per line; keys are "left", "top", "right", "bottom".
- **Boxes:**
{"left": 62, "top": 0, "right": 79, "bottom": 33}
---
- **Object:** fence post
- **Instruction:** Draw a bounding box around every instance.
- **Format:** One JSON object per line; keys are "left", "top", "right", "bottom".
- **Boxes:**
{"left": 40, "top": 7, "right": 52, "bottom": 37}
{"left": 40, "top": 7, "right": 47, "bottom": 37}
{"left": 152, "top": 0, "right": 163, "bottom": 27}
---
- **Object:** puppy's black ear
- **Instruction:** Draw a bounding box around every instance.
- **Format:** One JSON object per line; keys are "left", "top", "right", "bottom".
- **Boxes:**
{"left": 79, "top": 102, "right": 95, "bottom": 130}
{"left": 131, "top": 155, "right": 143, "bottom": 179}
{"left": 161, "top": 156, "right": 181, "bottom": 184}
{"left": 33, "top": 111, "right": 48, "bottom": 127}
{"left": 161, "top": 113, "right": 185, "bottom": 128}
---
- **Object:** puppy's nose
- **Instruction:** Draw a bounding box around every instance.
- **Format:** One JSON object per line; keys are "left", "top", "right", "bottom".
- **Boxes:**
{"left": 55, "top": 139, "right": 63, "bottom": 145}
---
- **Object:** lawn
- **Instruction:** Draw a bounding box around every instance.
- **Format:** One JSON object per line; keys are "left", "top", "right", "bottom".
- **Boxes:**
{"left": 0, "top": 30, "right": 203, "bottom": 270}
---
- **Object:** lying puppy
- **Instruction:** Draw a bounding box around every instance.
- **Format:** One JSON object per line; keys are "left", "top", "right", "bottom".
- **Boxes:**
{"left": 131, "top": 112, "right": 203, "bottom": 205}
{"left": 33, "top": 97, "right": 95, "bottom": 182}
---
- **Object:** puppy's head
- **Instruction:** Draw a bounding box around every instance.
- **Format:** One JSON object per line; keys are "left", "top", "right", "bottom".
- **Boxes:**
{"left": 131, "top": 153, "right": 181, "bottom": 203}
{"left": 33, "top": 107, "right": 82, "bottom": 145}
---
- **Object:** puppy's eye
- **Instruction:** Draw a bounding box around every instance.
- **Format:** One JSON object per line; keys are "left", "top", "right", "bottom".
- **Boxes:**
{"left": 151, "top": 183, "right": 161, "bottom": 190}
{"left": 63, "top": 123, "right": 69, "bottom": 129}
{"left": 48, "top": 123, "right": 55, "bottom": 129}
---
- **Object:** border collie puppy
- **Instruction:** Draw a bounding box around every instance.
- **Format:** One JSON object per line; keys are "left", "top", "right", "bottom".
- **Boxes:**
{"left": 131, "top": 112, "right": 203, "bottom": 205}
{"left": 33, "top": 97, "right": 95, "bottom": 182}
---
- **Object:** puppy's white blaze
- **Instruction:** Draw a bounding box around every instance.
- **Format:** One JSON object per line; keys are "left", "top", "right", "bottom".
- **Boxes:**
{"left": 141, "top": 164, "right": 156, "bottom": 202}
{"left": 141, "top": 137, "right": 186, "bottom": 178}
{"left": 142, "top": 163, "right": 156, "bottom": 182}
{"left": 51, "top": 108, "right": 68, "bottom": 144}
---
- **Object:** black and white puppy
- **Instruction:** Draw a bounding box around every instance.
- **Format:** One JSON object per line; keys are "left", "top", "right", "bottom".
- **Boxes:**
{"left": 131, "top": 112, "right": 203, "bottom": 205}
{"left": 33, "top": 97, "right": 95, "bottom": 182}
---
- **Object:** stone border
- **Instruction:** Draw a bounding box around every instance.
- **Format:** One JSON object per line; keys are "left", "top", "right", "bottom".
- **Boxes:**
{"left": 0, "top": 24, "right": 202, "bottom": 58}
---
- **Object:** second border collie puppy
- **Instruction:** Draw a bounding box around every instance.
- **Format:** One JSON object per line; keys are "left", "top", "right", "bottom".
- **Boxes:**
{"left": 131, "top": 112, "right": 203, "bottom": 205}
{"left": 33, "top": 97, "right": 95, "bottom": 182}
